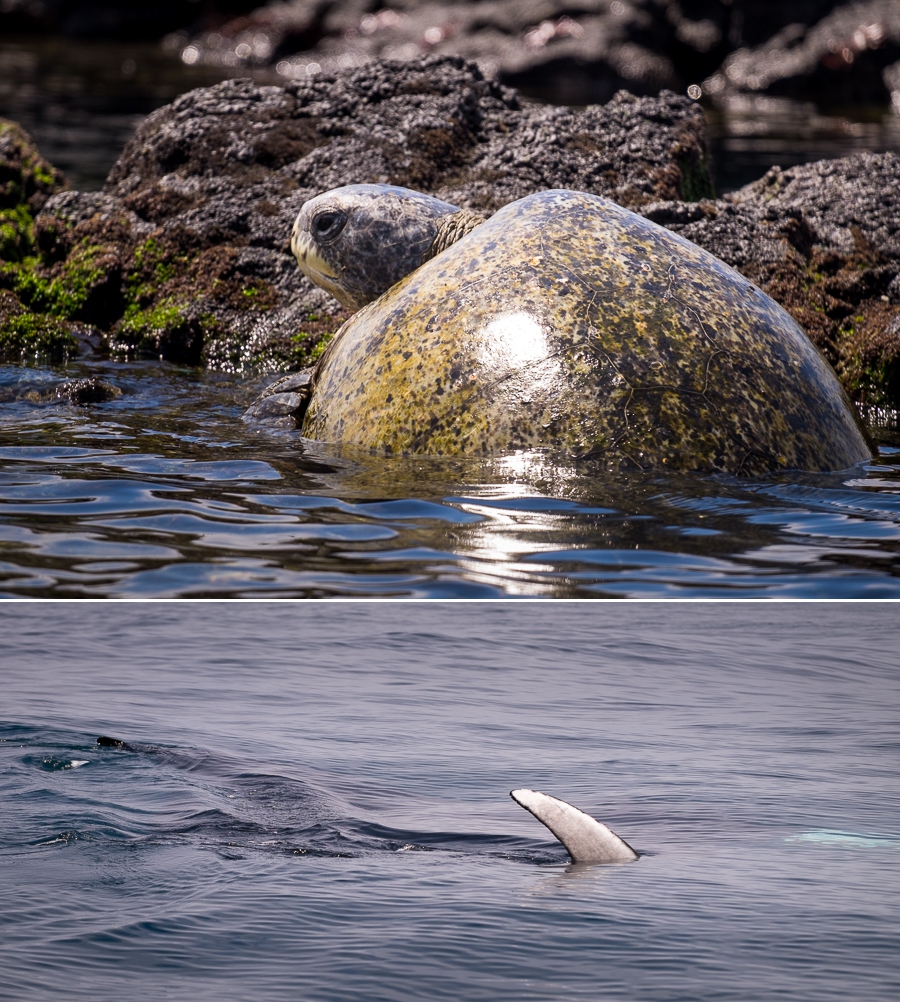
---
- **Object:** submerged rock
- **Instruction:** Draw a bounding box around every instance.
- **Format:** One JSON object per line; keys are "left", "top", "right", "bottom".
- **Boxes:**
{"left": 0, "top": 371, "right": 120, "bottom": 406}
{"left": 55, "top": 376, "right": 122, "bottom": 405}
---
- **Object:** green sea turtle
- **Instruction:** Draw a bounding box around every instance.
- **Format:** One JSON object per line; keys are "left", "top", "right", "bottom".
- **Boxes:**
{"left": 279, "top": 183, "right": 871, "bottom": 474}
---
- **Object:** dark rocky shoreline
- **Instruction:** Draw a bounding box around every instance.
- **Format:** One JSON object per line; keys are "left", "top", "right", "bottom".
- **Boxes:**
{"left": 1, "top": 55, "right": 898, "bottom": 415}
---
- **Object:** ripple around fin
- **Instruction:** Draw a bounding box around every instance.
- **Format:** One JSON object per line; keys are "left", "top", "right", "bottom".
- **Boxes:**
{"left": 510, "top": 789, "right": 639, "bottom": 863}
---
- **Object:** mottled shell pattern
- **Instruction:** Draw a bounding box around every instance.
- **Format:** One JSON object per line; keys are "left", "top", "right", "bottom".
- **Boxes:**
{"left": 302, "top": 189, "right": 871, "bottom": 474}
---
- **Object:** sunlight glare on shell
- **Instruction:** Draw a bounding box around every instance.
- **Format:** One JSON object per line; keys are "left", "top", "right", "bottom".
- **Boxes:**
{"left": 480, "top": 311, "right": 550, "bottom": 370}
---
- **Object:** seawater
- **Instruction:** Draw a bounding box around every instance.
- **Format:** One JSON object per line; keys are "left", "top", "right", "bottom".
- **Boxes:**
{"left": 1, "top": 603, "right": 898, "bottom": 1001}
{"left": 1, "top": 362, "right": 900, "bottom": 597}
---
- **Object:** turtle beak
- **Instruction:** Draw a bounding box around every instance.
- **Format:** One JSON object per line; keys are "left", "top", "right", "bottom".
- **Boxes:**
{"left": 291, "top": 226, "right": 359, "bottom": 308}
{"left": 291, "top": 229, "right": 339, "bottom": 282}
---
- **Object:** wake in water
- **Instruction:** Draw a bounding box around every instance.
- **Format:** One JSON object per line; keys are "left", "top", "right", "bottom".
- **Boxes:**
{"left": 787, "top": 831, "right": 900, "bottom": 850}
{"left": 7, "top": 723, "right": 897, "bottom": 869}
{"left": 1, "top": 724, "right": 563, "bottom": 864}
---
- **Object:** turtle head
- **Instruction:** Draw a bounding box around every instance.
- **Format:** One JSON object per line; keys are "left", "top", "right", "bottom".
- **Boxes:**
{"left": 291, "top": 184, "right": 483, "bottom": 310}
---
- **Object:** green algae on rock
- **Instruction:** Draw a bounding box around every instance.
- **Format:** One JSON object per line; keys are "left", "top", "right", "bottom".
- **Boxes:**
{"left": 0, "top": 118, "right": 77, "bottom": 361}
{"left": 0, "top": 120, "right": 65, "bottom": 232}
{"left": 0, "top": 290, "right": 77, "bottom": 360}
{"left": 300, "top": 187, "right": 871, "bottom": 474}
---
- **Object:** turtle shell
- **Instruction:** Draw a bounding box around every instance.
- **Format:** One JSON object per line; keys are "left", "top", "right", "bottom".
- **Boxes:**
{"left": 301, "top": 189, "right": 871, "bottom": 474}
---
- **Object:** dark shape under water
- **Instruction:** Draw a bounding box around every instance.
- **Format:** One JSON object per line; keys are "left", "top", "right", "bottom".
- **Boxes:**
{"left": 96, "top": 734, "right": 132, "bottom": 749}
{"left": 57, "top": 378, "right": 121, "bottom": 406}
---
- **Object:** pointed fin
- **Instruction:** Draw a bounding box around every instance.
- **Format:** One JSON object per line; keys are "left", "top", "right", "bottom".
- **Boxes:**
{"left": 510, "top": 789, "right": 639, "bottom": 863}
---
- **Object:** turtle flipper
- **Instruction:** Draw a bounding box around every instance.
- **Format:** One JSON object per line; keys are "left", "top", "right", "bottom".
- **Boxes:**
{"left": 242, "top": 368, "right": 314, "bottom": 428}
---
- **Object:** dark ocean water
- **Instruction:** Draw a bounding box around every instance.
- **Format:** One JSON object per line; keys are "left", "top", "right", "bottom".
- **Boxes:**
{"left": 2, "top": 361, "right": 900, "bottom": 597}
{"left": 1, "top": 603, "right": 898, "bottom": 1000}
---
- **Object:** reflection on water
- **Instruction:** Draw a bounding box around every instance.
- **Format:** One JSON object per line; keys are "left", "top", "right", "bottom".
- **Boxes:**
{"left": 1, "top": 360, "right": 899, "bottom": 597}
{"left": 706, "top": 93, "right": 900, "bottom": 192}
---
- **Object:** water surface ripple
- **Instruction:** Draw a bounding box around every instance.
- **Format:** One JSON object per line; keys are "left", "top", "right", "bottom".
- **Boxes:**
{"left": 1, "top": 362, "right": 900, "bottom": 596}
{"left": 1, "top": 604, "right": 898, "bottom": 1001}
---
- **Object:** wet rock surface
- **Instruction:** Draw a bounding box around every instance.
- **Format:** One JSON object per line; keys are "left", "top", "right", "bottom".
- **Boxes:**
{"left": 55, "top": 375, "right": 122, "bottom": 404}
{"left": 242, "top": 368, "right": 314, "bottom": 427}
{"left": 0, "top": 121, "right": 97, "bottom": 361}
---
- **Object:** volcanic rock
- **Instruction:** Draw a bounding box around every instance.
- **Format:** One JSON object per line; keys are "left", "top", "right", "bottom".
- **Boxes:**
{"left": 55, "top": 376, "right": 122, "bottom": 404}
{"left": 4, "top": 55, "right": 712, "bottom": 371}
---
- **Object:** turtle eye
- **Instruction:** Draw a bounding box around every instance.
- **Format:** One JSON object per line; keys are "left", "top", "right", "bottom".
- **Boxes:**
{"left": 312, "top": 209, "right": 347, "bottom": 242}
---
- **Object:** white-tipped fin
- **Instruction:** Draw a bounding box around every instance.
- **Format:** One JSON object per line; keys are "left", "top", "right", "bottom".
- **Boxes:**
{"left": 511, "top": 789, "right": 639, "bottom": 863}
